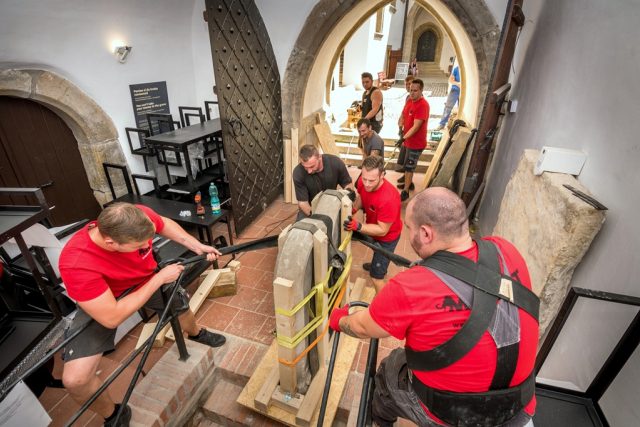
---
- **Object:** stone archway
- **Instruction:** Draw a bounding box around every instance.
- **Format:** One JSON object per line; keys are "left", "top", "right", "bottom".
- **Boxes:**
{"left": 0, "top": 68, "right": 127, "bottom": 206}
{"left": 281, "top": 0, "right": 500, "bottom": 145}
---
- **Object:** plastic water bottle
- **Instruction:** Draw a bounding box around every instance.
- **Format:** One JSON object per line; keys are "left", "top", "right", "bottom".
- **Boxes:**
{"left": 209, "top": 182, "right": 221, "bottom": 215}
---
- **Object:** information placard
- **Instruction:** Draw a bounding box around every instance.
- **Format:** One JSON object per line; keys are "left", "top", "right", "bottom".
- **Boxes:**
{"left": 395, "top": 62, "right": 409, "bottom": 81}
{"left": 129, "top": 81, "right": 170, "bottom": 131}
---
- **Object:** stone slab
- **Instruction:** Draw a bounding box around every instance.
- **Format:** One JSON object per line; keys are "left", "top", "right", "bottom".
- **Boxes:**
{"left": 493, "top": 149, "right": 606, "bottom": 337}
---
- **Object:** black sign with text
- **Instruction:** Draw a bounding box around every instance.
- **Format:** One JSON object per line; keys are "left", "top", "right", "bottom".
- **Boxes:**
{"left": 129, "top": 81, "right": 170, "bottom": 132}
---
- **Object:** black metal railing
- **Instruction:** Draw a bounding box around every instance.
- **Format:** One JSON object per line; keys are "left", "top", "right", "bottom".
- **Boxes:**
{"left": 318, "top": 301, "right": 379, "bottom": 427}
{"left": 535, "top": 286, "right": 640, "bottom": 424}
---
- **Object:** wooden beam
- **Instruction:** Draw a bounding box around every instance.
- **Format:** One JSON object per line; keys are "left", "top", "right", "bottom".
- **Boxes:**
{"left": 135, "top": 321, "right": 170, "bottom": 349}
{"left": 273, "top": 277, "right": 297, "bottom": 392}
{"left": 312, "top": 230, "right": 329, "bottom": 370}
{"left": 295, "top": 367, "right": 328, "bottom": 426}
{"left": 431, "top": 127, "right": 473, "bottom": 189}
{"left": 284, "top": 137, "right": 292, "bottom": 203}
{"left": 420, "top": 129, "right": 450, "bottom": 190}
{"left": 313, "top": 116, "right": 340, "bottom": 156}
{"left": 254, "top": 368, "right": 280, "bottom": 412}
{"left": 291, "top": 128, "right": 299, "bottom": 204}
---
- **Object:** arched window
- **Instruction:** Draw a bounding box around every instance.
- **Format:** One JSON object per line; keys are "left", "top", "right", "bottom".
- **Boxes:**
{"left": 416, "top": 29, "right": 437, "bottom": 61}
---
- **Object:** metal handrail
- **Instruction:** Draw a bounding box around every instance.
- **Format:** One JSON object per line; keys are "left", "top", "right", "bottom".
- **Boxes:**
{"left": 65, "top": 258, "right": 196, "bottom": 426}
{"left": 318, "top": 301, "right": 379, "bottom": 427}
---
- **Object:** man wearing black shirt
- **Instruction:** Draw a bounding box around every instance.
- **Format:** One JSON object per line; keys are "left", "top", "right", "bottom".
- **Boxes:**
{"left": 292, "top": 145, "right": 354, "bottom": 220}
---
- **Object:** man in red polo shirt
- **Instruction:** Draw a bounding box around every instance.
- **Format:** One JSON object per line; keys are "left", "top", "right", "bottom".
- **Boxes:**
{"left": 398, "top": 78, "right": 430, "bottom": 202}
{"left": 331, "top": 188, "right": 539, "bottom": 426}
{"left": 344, "top": 156, "right": 402, "bottom": 293}
{"left": 59, "top": 203, "right": 225, "bottom": 426}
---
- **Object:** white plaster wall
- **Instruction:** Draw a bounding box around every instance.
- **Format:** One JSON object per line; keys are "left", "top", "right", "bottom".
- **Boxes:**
{"left": 191, "top": 0, "right": 217, "bottom": 114}
{"left": 343, "top": 20, "right": 372, "bottom": 88}
{"left": 255, "top": 0, "right": 318, "bottom": 79}
{"left": 478, "top": 1, "right": 640, "bottom": 423}
{"left": 0, "top": 0, "right": 214, "bottom": 174}
{"left": 387, "top": 0, "right": 408, "bottom": 49}
{"left": 342, "top": 6, "right": 393, "bottom": 88}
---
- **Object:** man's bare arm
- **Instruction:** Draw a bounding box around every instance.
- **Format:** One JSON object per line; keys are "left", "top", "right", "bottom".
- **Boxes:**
{"left": 339, "top": 308, "right": 390, "bottom": 339}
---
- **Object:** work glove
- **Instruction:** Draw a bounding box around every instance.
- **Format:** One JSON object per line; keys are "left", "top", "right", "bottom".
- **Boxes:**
{"left": 329, "top": 303, "right": 350, "bottom": 332}
{"left": 346, "top": 188, "right": 357, "bottom": 202}
{"left": 343, "top": 215, "right": 362, "bottom": 232}
{"left": 395, "top": 135, "right": 405, "bottom": 148}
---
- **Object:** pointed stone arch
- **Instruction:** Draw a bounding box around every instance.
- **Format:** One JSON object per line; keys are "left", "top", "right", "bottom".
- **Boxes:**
{"left": 0, "top": 67, "right": 127, "bottom": 206}
{"left": 412, "top": 22, "right": 444, "bottom": 64}
{"left": 281, "top": 0, "right": 500, "bottom": 145}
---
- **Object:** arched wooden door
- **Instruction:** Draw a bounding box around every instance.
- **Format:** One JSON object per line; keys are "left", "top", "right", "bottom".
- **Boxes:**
{"left": 0, "top": 96, "right": 101, "bottom": 225}
{"left": 416, "top": 29, "right": 437, "bottom": 62}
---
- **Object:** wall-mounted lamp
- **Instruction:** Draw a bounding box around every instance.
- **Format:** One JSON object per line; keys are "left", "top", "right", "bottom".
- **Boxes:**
{"left": 112, "top": 42, "right": 132, "bottom": 63}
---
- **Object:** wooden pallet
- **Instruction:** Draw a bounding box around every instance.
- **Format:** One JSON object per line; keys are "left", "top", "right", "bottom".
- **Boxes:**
{"left": 236, "top": 278, "right": 372, "bottom": 427}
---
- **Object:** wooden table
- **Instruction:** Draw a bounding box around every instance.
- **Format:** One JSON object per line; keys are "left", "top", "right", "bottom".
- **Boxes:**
{"left": 144, "top": 119, "right": 223, "bottom": 194}
{"left": 106, "top": 194, "right": 233, "bottom": 251}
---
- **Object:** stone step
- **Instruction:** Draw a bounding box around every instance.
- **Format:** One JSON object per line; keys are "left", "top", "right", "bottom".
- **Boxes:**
{"left": 332, "top": 136, "right": 438, "bottom": 173}
{"left": 201, "top": 378, "right": 284, "bottom": 426}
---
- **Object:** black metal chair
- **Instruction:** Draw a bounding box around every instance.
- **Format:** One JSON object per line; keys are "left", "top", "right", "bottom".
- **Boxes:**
{"left": 146, "top": 113, "right": 182, "bottom": 167}
{"left": 125, "top": 127, "right": 156, "bottom": 172}
{"left": 204, "top": 100, "right": 219, "bottom": 120}
{"left": 178, "top": 106, "right": 205, "bottom": 127}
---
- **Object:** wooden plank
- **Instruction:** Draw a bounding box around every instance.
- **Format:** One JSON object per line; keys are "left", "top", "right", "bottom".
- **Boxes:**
{"left": 420, "top": 129, "right": 450, "bottom": 191}
{"left": 166, "top": 269, "right": 223, "bottom": 341}
{"left": 312, "top": 230, "right": 329, "bottom": 370}
{"left": 431, "top": 127, "right": 473, "bottom": 189}
{"left": 237, "top": 333, "right": 359, "bottom": 426}
{"left": 295, "top": 367, "right": 328, "bottom": 426}
{"left": 135, "top": 321, "right": 171, "bottom": 349}
{"left": 284, "top": 137, "right": 292, "bottom": 203}
{"left": 254, "top": 367, "right": 280, "bottom": 412}
{"left": 270, "top": 386, "right": 304, "bottom": 414}
{"left": 291, "top": 128, "right": 299, "bottom": 204}
{"left": 313, "top": 120, "right": 340, "bottom": 156}
{"left": 273, "top": 277, "right": 297, "bottom": 392}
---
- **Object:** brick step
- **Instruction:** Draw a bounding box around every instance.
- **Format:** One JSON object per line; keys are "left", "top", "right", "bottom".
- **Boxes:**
{"left": 201, "top": 378, "right": 284, "bottom": 426}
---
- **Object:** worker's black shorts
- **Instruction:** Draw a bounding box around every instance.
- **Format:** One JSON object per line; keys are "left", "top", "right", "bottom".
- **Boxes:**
{"left": 403, "top": 148, "right": 423, "bottom": 172}
{"left": 62, "top": 286, "right": 190, "bottom": 362}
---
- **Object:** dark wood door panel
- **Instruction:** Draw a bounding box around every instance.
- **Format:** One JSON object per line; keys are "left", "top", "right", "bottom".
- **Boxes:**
{"left": 0, "top": 96, "right": 101, "bottom": 225}
{"left": 205, "top": 0, "right": 284, "bottom": 234}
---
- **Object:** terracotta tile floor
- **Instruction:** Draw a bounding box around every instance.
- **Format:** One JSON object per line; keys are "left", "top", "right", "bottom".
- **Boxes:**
{"left": 39, "top": 166, "right": 423, "bottom": 425}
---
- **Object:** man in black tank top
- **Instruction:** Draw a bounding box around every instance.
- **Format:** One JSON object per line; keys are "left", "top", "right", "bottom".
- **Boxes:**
{"left": 361, "top": 72, "right": 384, "bottom": 133}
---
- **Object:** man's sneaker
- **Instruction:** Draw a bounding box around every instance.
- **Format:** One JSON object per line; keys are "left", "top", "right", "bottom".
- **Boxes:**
{"left": 104, "top": 404, "right": 131, "bottom": 427}
{"left": 400, "top": 191, "right": 410, "bottom": 202}
{"left": 363, "top": 263, "right": 372, "bottom": 271}
{"left": 396, "top": 183, "right": 415, "bottom": 190}
{"left": 435, "top": 124, "right": 445, "bottom": 131}
{"left": 397, "top": 176, "right": 405, "bottom": 183}
{"left": 189, "top": 329, "right": 226, "bottom": 348}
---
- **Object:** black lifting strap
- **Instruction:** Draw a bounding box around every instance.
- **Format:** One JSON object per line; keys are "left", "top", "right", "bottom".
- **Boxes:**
{"left": 405, "top": 239, "right": 502, "bottom": 372}
{"left": 405, "top": 240, "right": 539, "bottom": 426}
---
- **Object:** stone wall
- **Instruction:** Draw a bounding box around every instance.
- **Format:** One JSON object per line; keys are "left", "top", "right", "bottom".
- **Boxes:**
{"left": 493, "top": 150, "right": 606, "bottom": 338}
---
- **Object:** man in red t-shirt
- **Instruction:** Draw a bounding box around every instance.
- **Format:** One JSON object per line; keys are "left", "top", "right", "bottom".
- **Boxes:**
{"left": 58, "top": 203, "right": 224, "bottom": 426}
{"left": 331, "top": 188, "right": 539, "bottom": 426}
{"left": 397, "top": 78, "right": 430, "bottom": 202}
{"left": 344, "top": 156, "right": 402, "bottom": 293}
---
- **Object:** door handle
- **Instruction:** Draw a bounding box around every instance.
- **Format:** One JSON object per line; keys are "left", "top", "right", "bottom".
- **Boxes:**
{"left": 40, "top": 180, "right": 54, "bottom": 188}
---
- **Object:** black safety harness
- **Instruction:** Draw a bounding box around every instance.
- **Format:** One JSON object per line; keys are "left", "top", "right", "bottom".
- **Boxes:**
{"left": 405, "top": 239, "right": 539, "bottom": 426}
